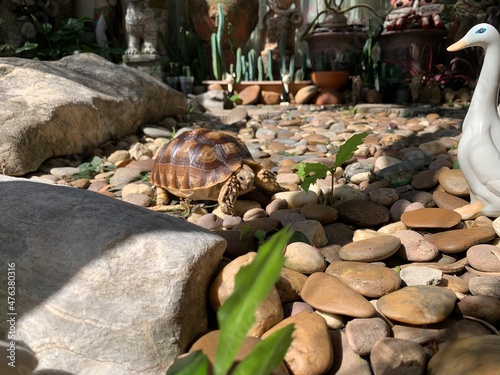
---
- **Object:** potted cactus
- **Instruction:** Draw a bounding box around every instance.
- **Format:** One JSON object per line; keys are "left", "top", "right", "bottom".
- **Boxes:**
{"left": 310, "top": 52, "right": 350, "bottom": 91}
{"left": 302, "top": 0, "right": 384, "bottom": 74}
{"left": 204, "top": 4, "right": 310, "bottom": 104}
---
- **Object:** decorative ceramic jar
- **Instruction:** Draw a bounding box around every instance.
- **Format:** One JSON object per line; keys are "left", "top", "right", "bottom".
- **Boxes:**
{"left": 379, "top": 28, "right": 448, "bottom": 75}
{"left": 306, "top": 29, "right": 367, "bottom": 74}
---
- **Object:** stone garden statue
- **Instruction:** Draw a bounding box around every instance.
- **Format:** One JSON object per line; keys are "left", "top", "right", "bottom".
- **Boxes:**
{"left": 124, "top": 0, "right": 158, "bottom": 54}
{"left": 261, "top": 0, "right": 303, "bottom": 74}
{"left": 94, "top": 0, "right": 117, "bottom": 48}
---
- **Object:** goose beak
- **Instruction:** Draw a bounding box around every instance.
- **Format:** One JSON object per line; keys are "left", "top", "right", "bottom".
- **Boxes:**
{"left": 447, "top": 40, "right": 468, "bottom": 52}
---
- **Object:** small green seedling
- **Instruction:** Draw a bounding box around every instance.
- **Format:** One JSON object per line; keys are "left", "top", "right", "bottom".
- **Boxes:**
{"left": 168, "top": 227, "right": 295, "bottom": 375}
{"left": 71, "top": 156, "right": 115, "bottom": 180}
{"left": 297, "top": 132, "right": 368, "bottom": 205}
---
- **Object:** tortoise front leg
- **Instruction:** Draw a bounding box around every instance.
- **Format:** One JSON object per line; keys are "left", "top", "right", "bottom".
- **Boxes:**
{"left": 218, "top": 174, "right": 241, "bottom": 215}
{"left": 255, "top": 169, "right": 285, "bottom": 193}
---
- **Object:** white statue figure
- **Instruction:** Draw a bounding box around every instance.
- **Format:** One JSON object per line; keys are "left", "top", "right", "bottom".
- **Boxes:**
{"left": 124, "top": 0, "right": 158, "bottom": 55}
{"left": 94, "top": 0, "right": 117, "bottom": 48}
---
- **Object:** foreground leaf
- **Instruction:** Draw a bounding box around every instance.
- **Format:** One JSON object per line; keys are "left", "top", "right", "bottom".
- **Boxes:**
{"left": 333, "top": 132, "right": 368, "bottom": 169}
{"left": 233, "top": 324, "right": 294, "bottom": 375}
{"left": 297, "top": 162, "right": 328, "bottom": 192}
{"left": 167, "top": 351, "right": 211, "bottom": 375}
{"left": 214, "top": 227, "right": 293, "bottom": 375}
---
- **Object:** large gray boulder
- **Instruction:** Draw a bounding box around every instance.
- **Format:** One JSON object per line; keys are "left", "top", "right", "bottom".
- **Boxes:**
{"left": 0, "top": 176, "right": 226, "bottom": 374}
{"left": 0, "top": 53, "right": 187, "bottom": 176}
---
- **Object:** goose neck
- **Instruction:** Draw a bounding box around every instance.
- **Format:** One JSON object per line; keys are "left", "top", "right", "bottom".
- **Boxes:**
{"left": 471, "top": 42, "right": 500, "bottom": 112}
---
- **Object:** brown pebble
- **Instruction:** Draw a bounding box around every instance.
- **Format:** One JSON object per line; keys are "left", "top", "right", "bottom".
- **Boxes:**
{"left": 370, "top": 337, "right": 427, "bottom": 375}
{"left": 432, "top": 190, "right": 469, "bottom": 211}
{"left": 438, "top": 169, "right": 470, "bottom": 197}
{"left": 377, "top": 286, "right": 457, "bottom": 325}
{"left": 339, "top": 235, "right": 401, "bottom": 262}
{"left": 262, "top": 312, "right": 333, "bottom": 375}
{"left": 426, "top": 226, "right": 497, "bottom": 253}
{"left": 336, "top": 200, "right": 390, "bottom": 227}
{"left": 467, "top": 244, "right": 500, "bottom": 272}
{"left": 299, "top": 203, "right": 338, "bottom": 225}
{"left": 189, "top": 331, "right": 288, "bottom": 374}
{"left": 326, "top": 261, "right": 401, "bottom": 298}
{"left": 70, "top": 178, "right": 90, "bottom": 189}
{"left": 301, "top": 272, "right": 376, "bottom": 318}
{"left": 401, "top": 208, "right": 462, "bottom": 229}
{"left": 427, "top": 335, "right": 500, "bottom": 375}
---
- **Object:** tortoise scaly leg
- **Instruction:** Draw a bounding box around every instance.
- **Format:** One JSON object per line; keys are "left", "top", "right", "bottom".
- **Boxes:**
{"left": 255, "top": 168, "right": 286, "bottom": 193}
{"left": 218, "top": 174, "right": 241, "bottom": 215}
{"left": 155, "top": 186, "right": 170, "bottom": 206}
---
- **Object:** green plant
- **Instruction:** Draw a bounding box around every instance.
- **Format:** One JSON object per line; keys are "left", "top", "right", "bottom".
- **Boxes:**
{"left": 297, "top": 132, "right": 368, "bottom": 205}
{"left": 301, "top": 0, "right": 383, "bottom": 39}
{"left": 71, "top": 156, "right": 116, "bottom": 180}
{"left": 315, "top": 52, "right": 349, "bottom": 72}
{"left": 161, "top": 28, "right": 207, "bottom": 83}
{"left": 0, "top": 42, "right": 38, "bottom": 57}
{"left": 210, "top": 3, "right": 227, "bottom": 80}
{"left": 361, "top": 22, "right": 384, "bottom": 89}
{"left": 167, "top": 227, "right": 295, "bottom": 375}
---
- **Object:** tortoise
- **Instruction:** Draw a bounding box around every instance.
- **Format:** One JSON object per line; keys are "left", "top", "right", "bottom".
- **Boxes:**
{"left": 150, "top": 128, "right": 284, "bottom": 215}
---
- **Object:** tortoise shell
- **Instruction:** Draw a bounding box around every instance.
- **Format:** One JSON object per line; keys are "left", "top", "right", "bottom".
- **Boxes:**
{"left": 150, "top": 128, "right": 260, "bottom": 200}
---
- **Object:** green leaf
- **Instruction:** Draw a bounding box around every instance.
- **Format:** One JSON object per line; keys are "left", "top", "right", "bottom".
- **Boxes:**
{"left": 15, "top": 42, "right": 38, "bottom": 54}
{"left": 333, "top": 132, "right": 368, "bottom": 169}
{"left": 253, "top": 229, "right": 266, "bottom": 244}
{"left": 239, "top": 225, "right": 251, "bottom": 240}
{"left": 232, "top": 324, "right": 294, "bottom": 375}
{"left": 288, "top": 231, "right": 310, "bottom": 245}
{"left": 38, "top": 23, "right": 53, "bottom": 35}
{"left": 297, "top": 162, "right": 328, "bottom": 192}
{"left": 167, "top": 351, "right": 211, "bottom": 375}
{"left": 214, "top": 227, "right": 293, "bottom": 375}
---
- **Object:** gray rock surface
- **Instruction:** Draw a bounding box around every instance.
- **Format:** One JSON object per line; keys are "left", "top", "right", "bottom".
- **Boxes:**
{"left": 0, "top": 53, "right": 187, "bottom": 176}
{"left": 0, "top": 176, "right": 226, "bottom": 374}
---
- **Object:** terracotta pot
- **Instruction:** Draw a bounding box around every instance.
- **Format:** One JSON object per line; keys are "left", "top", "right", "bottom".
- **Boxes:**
{"left": 311, "top": 71, "right": 350, "bottom": 91}
{"left": 187, "top": 0, "right": 259, "bottom": 51}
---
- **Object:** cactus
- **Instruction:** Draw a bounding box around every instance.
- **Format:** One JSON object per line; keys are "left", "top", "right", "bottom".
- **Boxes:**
{"left": 216, "top": 4, "right": 226, "bottom": 76}
{"left": 266, "top": 49, "right": 274, "bottom": 81}
{"left": 195, "top": 34, "right": 208, "bottom": 82}
{"left": 316, "top": 53, "right": 332, "bottom": 71}
{"left": 179, "top": 27, "right": 188, "bottom": 64}
{"left": 280, "top": 31, "right": 287, "bottom": 76}
{"left": 235, "top": 47, "right": 242, "bottom": 82}
{"left": 300, "top": 52, "right": 307, "bottom": 80}
{"left": 288, "top": 56, "right": 295, "bottom": 82}
{"left": 241, "top": 54, "right": 249, "bottom": 81}
{"left": 211, "top": 33, "right": 221, "bottom": 80}
{"left": 257, "top": 56, "right": 264, "bottom": 81}
{"left": 248, "top": 49, "right": 257, "bottom": 81}
{"left": 209, "top": 3, "right": 228, "bottom": 80}
{"left": 183, "top": 65, "right": 193, "bottom": 77}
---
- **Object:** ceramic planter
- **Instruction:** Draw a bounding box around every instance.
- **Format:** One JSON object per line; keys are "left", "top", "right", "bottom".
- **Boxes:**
{"left": 379, "top": 28, "right": 448, "bottom": 75}
{"left": 306, "top": 29, "right": 368, "bottom": 74}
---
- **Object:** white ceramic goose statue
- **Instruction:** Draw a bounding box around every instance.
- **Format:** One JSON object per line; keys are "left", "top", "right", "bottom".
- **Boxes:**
{"left": 447, "top": 23, "right": 500, "bottom": 219}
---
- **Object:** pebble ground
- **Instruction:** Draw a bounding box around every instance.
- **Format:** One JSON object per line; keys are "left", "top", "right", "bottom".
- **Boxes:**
{"left": 25, "top": 103, "right": 500, "bottom": 374}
